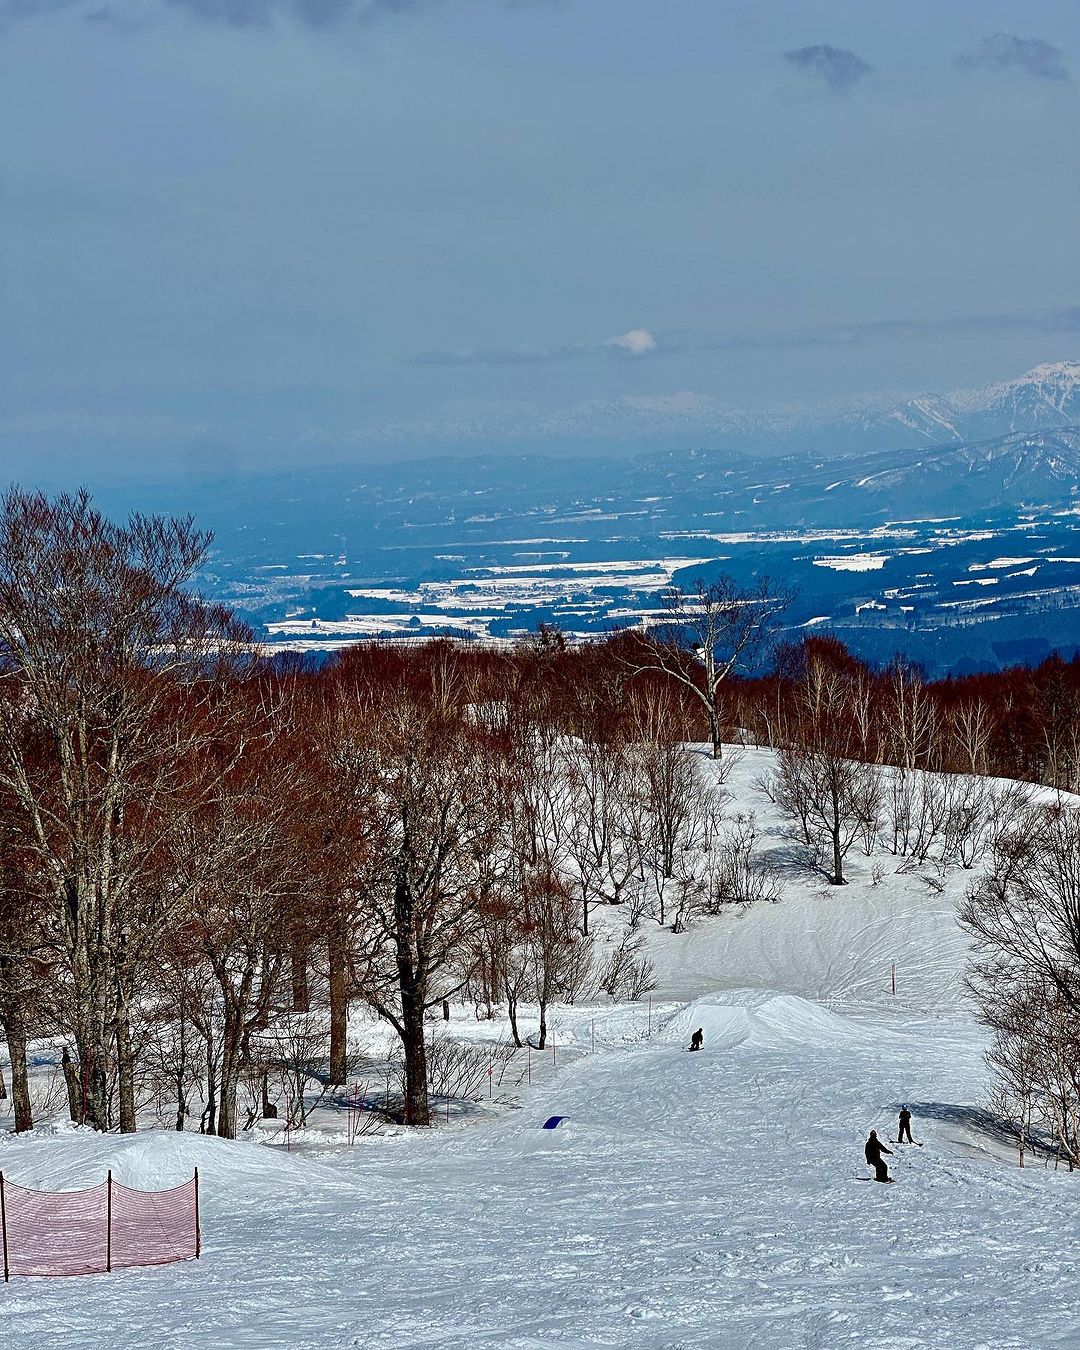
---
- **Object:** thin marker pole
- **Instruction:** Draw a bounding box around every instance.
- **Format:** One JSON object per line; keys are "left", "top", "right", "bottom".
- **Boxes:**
{"left": 1, "top": 1172, "right": 9, "bottom": 1282}
{"left": 194, "top": 1168, "right": 201, "bottom": 1259}
{"left": 891, "top": 964, "right": 896, "bottom": 996}
{"left": 106, "top": 1170, "right": 113, "bottom": 1273}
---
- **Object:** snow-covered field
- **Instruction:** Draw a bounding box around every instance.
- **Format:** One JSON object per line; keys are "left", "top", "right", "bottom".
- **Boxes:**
{"left": 2, "top": 751, "right": 1077, "bottom": 1349}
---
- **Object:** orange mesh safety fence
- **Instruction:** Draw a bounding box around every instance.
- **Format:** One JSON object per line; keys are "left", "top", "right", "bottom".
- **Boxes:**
{"left": 0, "top": 1170, "right": 200, "bottom": 1279}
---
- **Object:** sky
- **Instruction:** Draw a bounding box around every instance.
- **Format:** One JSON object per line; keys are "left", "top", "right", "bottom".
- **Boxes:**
{"left": 2, "top": 0, "right": 1080, "bottom": 485}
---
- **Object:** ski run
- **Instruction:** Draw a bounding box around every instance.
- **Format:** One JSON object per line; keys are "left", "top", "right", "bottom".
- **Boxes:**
{"left": 1, "top": 748, "right": 1077, "bottom": 1350}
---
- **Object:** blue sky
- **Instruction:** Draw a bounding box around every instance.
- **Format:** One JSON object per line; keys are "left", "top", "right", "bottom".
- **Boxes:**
{"left": 2, "top": 0, "right": 1079, "bottom": 483}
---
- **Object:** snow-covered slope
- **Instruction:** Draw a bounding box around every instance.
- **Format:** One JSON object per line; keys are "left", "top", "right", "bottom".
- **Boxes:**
{"left": 1, "top": 749, "right": 1076, "bottom": 1349}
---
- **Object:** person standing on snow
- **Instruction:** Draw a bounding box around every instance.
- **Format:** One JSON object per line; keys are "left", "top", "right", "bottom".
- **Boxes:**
{"left": 864, "top": 1130, "right": 893, "bottom": 1182}
{"left": 898, "top": 1107, "right": 914, "bottom": 1144}
{"left": 690, "top": 1028, "right": 704, "bottom": 1052}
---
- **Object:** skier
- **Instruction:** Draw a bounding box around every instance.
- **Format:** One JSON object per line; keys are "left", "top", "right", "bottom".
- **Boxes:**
{"left": 689, "top": 1028, "right": 704, "bottom": 1052}
{"left": 864, "top": 1129, "right": 893, "bottom": 1182}
{"left": 898, "top": 1106, "right": 914, "bottom": 1144}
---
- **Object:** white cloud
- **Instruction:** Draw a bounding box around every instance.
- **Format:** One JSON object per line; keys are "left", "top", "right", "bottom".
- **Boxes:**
{"left": 605, "top": 328, "right": 657, "bottom": 356}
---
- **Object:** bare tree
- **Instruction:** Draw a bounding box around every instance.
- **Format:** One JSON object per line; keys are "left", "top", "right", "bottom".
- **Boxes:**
{"left": 0, "top": 488, "right": 249, "bottom": 1131}
{"left": 563, "top": 735, "right": 637, "bottom": 934}
{"left": 883, "top": 659, "right": 940, "bottom": 772}
{"left": 961, "top": 803, "right": 1080, "bottom": 1168}
{"left": 633, "top": 576, "right": 789, "bottom": 758}
{"left": 950, "top": 698, "right": 996, "bottom": 777}
{"left": 960, "top": 803, "right": 1080, "bottom": 1016}
{"left": 179, "top": 703, "right": 305, "bottom": 1139}
{"left": 0, "top": 817, "right": 41, "bottom": 1132}
{"left": 772, "top": 649, "right": 878, "bottom": 886}
{"left": 354, "top": 682, "right": 508, "bottom": 1127}
{"left": 521, "top": 868, "right": 592, "bottom": 1048}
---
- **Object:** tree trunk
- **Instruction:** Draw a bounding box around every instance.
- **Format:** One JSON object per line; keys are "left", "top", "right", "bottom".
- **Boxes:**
{"left": 113, "top": 966, "right": 138, "bottom": 1133}
{"left": 3, "top": 1014, "right": 32, "bottom": 1133}
{"left": 291, "top": 938, "right": 309, "bottom": 1014}
{"left": 74, "top": 1018, "right": 110, "bottom": 1130}
{"left": 62, "top": 1048, "right": 80, "bottom": 1123}
{"left": 398, "top": 982, "right": 430, "bottom": 1127}
{"left": 506, "top": 988, "right": 521, "bottom": 1048}
{"left": 709, "top": 705, "right": 722, "bottom": 760}
{"left": 174, "top": 1013, "right": 188, "bottom": 1132}
{"left": 327, "top": 924, "right": 348, "bottom": 1087}
{"left": 202, "top": 1031, "right": 218, "bottom": 1136}
{"left": 115, "top": 1011, "right": 137, "bottom": 1133}
{"left": 394, "top": 865, "right": 430, "bottom": 1127}
{"left": 537, "top": 998, "right": 548, "bottom": 1051}
{"left": 217, "top": 1011, "right": 243, "bottom": 1140}
{"left": 260, "top": 1069, "right": 277, "bottom": 1119}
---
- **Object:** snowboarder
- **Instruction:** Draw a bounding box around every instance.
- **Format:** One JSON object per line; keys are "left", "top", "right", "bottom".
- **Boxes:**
{"left": 898, "top": 1107, "right": 914, "bottom": 1144}
{"left": 864, "top": 1130, "right": 893, "bottom": 1182}
{"left": 689, "top": 1028, "right": 704, "bottom": 1052}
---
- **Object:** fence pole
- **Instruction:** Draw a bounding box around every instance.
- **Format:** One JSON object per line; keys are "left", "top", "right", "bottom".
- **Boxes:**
{"left": 0, "top": 1172, "right": 9, "bottom": 1282}
{"left": 106, "top": 1170, "right": 113, "bottom": 1273}
{"left": 194, "top": 1168, "right": 201, "bottom": 1259}
{"left": 891, "top": 963, "right": 896, "bottom": 996}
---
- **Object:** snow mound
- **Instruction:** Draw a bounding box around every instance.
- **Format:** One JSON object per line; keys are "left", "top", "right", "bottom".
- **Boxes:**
{"left": 0, "top": 1126, "right": 344, "bottom": 1196}
{"left": 658, "top": 990, "right": 891, "bottom": 1053}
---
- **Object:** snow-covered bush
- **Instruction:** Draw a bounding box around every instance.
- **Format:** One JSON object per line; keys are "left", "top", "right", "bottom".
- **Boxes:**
{"left": 704, "top": 814, "right": 782, "bottom": 909}
{"left": 597, "top": 931, "right": 656, "bottom": 1002}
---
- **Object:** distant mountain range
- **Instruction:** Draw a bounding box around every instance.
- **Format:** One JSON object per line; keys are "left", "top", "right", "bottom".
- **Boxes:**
{"left": 622, "top": 359, "right": 1080, "bottom": 459}
{"left": 490, "top": 360, "right": 1080, "bottom": 458}
{"left": 830, "top": 360, "right": 1080, "bottom": 454}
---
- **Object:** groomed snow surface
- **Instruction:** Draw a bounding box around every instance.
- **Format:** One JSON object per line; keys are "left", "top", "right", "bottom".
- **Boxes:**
{"left": 2, "top": 749, "right": 1078, "bottom": 1349}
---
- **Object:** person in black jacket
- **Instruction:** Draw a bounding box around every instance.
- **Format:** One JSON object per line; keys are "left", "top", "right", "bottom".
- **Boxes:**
{"left": 689, "top": 1028, "right": 704, "bottom": 1052}
{"left": 865, "top": 1130, "right": 893, "bottom": 1182}
{"left": 898, "top": 1107, "right": 914, "bottom": 1144}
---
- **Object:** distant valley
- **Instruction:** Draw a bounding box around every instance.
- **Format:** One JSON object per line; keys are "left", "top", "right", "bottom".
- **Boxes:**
{"left": 109, "top": 362, "right": 1080, "bottom": 677}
